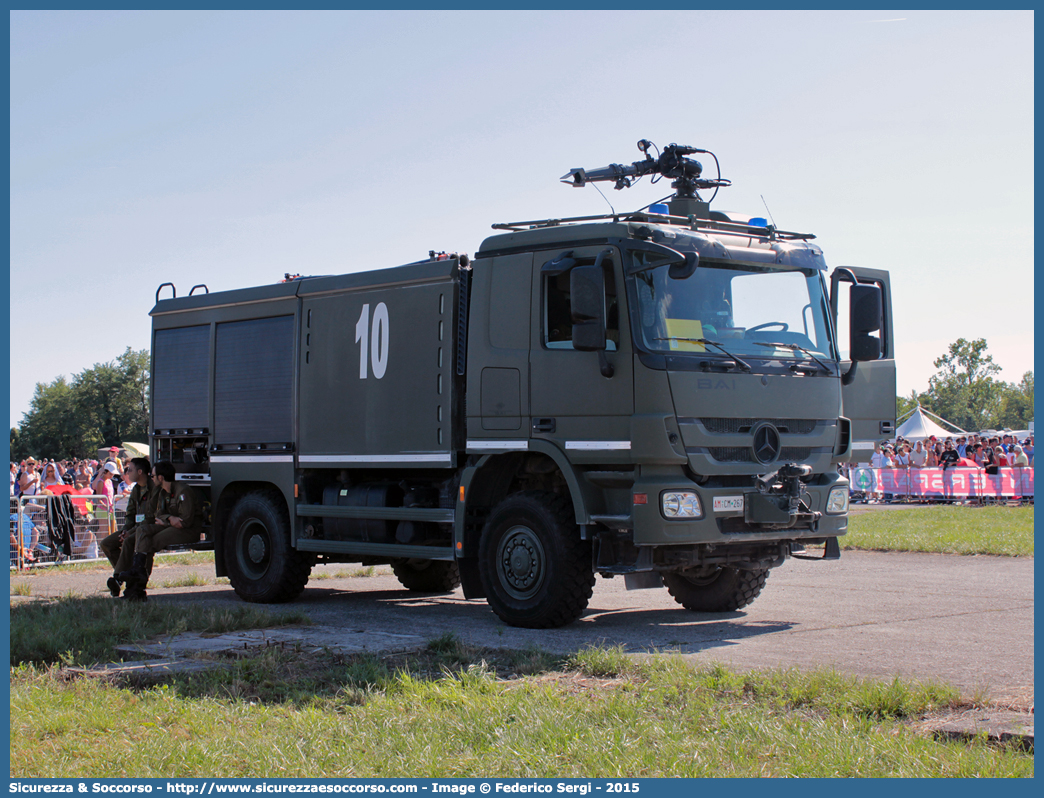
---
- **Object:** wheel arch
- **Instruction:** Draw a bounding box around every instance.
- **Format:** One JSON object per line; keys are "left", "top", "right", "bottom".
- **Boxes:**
{"left": 456, "top": 444, "right": 595, "bottom": 558}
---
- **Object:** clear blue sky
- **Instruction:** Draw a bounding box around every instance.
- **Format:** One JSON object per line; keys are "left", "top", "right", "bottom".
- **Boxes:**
{"left": 9, "top": 10, "right": 1034, "bottom": 428}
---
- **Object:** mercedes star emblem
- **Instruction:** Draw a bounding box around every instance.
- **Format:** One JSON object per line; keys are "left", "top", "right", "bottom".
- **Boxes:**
{"left": 752, "top": 423, "right": 781, "bottom": 465}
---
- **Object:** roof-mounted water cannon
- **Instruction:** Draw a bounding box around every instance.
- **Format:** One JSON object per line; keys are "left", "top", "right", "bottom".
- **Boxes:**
{"left": 561, "top": 139, "right": 731, "bottom": 219}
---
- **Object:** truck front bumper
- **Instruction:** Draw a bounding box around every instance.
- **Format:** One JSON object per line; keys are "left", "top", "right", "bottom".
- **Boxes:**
{"left": 628, "top": 469, "right": 849, "bottom": 546}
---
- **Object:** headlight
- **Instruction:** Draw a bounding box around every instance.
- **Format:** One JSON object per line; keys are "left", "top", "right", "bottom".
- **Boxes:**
{"left": 662, "top": 491, "right": 703, "bottom": 519}
{"left": 826, "top": 487, "right": 849, "bottom": 515}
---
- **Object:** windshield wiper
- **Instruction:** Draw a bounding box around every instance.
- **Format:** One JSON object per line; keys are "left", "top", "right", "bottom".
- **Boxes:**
{"left": 752, "top": 341, "right": 832, "bottom": 373}
{"left": 654, "top": 337, "right": 752, "bottom": 372}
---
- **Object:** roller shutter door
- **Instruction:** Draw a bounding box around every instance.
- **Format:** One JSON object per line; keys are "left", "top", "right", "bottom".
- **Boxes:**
{"left": 215, "top": 316, "right": 294, "bottom": 445}
{"left": 153, "top": 325, "right": 209, "bottom": 430}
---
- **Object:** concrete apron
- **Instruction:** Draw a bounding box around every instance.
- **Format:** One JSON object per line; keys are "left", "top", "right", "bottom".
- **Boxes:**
{"left": 113, "top": 625, "right": 425, "bottom": 659}
{"left": 64, "top": 626, "right": 424, "bottom": 679}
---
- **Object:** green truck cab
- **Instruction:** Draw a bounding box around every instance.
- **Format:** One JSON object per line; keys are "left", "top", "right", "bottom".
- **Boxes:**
{"left": 149, "top": 141, "right": 895, "bottom": 628}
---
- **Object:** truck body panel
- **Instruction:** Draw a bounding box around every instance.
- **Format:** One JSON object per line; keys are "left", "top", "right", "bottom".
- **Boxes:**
{"left": 466, "top": 254, "right": 532, "bottom": 436}
{"left": 297, "top": 264, "right": 461, "bottom": 465}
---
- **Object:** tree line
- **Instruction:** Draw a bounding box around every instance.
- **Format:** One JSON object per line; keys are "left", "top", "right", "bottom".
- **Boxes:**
{"left": 10, "top": 348, "right": 149, "bottom": 462}
{"left": 896, "top": 338, "right": 1033, "bottom": 433}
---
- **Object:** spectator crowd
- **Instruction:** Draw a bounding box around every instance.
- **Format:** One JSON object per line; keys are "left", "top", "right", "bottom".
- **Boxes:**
{"left": 848, "top": 431, "right": 1033, "bottom": 505}
{"left": 11, "top": 446, "right": 133, "bottom": 565}
{"left": 869, "top": 432, "right": 1033, "bottom": 471}
{"left": 11, "top": 449, "right": 206, "bottom": 603}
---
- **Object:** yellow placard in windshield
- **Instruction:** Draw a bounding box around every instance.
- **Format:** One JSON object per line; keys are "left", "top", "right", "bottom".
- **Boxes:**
{"left": 664, "top": 319, "right": 706, "bottom": 351}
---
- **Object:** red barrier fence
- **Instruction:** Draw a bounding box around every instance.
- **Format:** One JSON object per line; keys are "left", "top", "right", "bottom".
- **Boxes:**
{"left": 848, "top": 467, "right": 1034, "bottom": 500}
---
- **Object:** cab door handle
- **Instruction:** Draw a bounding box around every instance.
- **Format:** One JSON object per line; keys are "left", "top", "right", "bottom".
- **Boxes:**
{"left": 532, "top": 418, "right": 557, "bottom": 433}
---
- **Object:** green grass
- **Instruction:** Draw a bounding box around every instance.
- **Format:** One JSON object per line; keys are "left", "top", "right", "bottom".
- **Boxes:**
{"left": 154, "top": 550, "right": 215, "bottom": 566}
{"left": 569, "top": 644, "right": 633, "bottom": 677}
{"left": 160, "top": 572, "right": 210, "bottom": 588}
{"left": 9, "top": 597, "right": 312, "bottom": 667}
{"left": 15, "top": 549, "right": 215, "bottom": 574}
{"left": 339, "top": 566, "right": 382, "bottom": 578}
{"left": 305, "top": 566, "right": 385, "bottom": 581}
{"left": 9, "top": 642, "right": 1031, "bottom": 778}
{"left": 11, "top": 580, "right": 32, "bottom": 596}
{"left": 844, "top": 506, "right": 1033, "bottom": 556}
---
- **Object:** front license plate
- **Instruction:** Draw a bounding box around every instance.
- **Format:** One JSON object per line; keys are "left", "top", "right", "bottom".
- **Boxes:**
{"left": 713, "top": 496, "right": 744, "bottom": 513}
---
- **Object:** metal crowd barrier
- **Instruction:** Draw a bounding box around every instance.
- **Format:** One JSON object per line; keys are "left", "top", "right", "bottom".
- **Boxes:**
{"left": 847, "top": 466, "right": 1034, "bottom": 503}
{"left": 10, "top": 492, "right": 125, "bottom": 570}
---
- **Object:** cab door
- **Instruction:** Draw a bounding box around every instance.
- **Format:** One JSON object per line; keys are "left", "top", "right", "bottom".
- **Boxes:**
{"left": 832, "top": 266, "right": 896, "bottom": 462}
{"left": 528, "top": 246, "right": 634, "bottom": 460}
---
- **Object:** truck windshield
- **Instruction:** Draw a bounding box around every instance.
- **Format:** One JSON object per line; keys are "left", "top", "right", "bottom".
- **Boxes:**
{"left": 629, "top": 255, "right": 836, "bottom": 361}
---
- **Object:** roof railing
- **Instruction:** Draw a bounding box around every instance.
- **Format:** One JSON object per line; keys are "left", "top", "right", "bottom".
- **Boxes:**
{"left": 492, "top": 210, "right": 816, "bottom": 241}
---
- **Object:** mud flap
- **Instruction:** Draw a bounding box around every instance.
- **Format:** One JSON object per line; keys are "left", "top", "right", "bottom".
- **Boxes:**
{"left": 792, "top": 537, "right": 841, "bottom": 561}
{"left": 624, "top": 571, "right": 664, "bottom": 590}
{"left": 457, "top": 559, "right": 486, "bottom": 599}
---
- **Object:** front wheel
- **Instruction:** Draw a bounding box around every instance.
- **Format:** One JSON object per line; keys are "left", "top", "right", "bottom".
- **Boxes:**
{"left": 224, "top": 490, "right": 314, "bottom": 603}
{"left": 390, "top": 559, "right": 461, "bottom": 593}
{"left": 478, "top": 491, "right": 594, "bottom": 629}
{"left": 662, "top": 566, "right": 768, "bottom": 612}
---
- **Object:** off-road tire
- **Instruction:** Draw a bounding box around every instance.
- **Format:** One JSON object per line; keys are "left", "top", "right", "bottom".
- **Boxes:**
{"left": 478, "top": 490, "right": 594, "bottom": 629}
{"left": 390, "top": 559, "right": 461, "bottom": 593}
{"left": 662, "top": 566, "right": 768, "bottom": 612}
{"left": 224, "top": 490, "right": 314, "bottom": 603}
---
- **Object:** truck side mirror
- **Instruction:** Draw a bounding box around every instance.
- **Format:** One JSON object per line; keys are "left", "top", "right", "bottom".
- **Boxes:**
{"left": 849, "top": 284, "right": 882, "bottom": 362}
{"left": 571, "top": 259, "right": 607, "bottom": 352}
{"left": 668, "top": 251, "right": 699, "bottom": 280}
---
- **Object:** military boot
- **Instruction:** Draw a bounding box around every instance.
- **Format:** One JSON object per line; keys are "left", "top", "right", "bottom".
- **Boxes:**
{"left": 107, "top": 574, "right": 122, "bottom": 598}
{"left": 122, "top": 584, "right": 148, "bottom": 602}
{"left": 118, "top": 552, "right": 150, "bottom": 593}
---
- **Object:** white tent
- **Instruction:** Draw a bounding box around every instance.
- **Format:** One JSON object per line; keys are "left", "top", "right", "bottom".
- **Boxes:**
{"left": 894, "top": 406, "right": 965, "bottom": 442}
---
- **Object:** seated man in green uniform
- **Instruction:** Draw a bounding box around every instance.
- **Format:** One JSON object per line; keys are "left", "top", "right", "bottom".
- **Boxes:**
{"left": 100, "top": 457, "right": 159, "bottom": 598}
{"left": 119, "top": 460, "right": 204, "bottom": 601}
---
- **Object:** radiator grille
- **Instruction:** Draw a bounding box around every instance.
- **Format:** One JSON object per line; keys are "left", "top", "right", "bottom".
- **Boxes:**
{"left": 707, "top": 447, "right": 752, "bottom": 463}
{"left": 700, "top": 418, "right": 818, "bottom": 435}
{"left": 707, "top": 447, "right": 814, "bottom": 463}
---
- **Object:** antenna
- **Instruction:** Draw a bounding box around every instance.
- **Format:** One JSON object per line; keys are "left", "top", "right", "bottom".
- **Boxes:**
{"left": 591, "top": 183, "right": 616, "bottom": 216}
{"left": 760, "top": 195, "right": 778, "bottom": 229}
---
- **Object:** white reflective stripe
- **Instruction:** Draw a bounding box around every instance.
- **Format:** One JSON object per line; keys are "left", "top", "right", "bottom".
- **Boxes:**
{"left": 299, "top": 454, "right": 452, "bottom": 464}
{"left": 210, "top": 455, "right": 294, "bottom": 463}
{"left": 565, "top": 441, "right": 632, "bottom": 451}
{"left": 467, "top": 440, "right": 529, "bottom": 451}
{"left": 851, "top": 441, "right": 876, "bottom": 450}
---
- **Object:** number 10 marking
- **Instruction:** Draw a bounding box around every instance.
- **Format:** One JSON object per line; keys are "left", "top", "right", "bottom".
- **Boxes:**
{"left": 355, "top": 302, "right": 389, "bottom": 379}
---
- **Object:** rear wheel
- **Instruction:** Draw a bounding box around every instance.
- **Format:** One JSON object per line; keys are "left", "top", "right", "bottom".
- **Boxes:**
{"left": 478, "top": 491, "right": 594, "bottom": 628}
{"left": 390, "top": 559, "right": 461, "bottom": 592}
{"left": 662, "top": 566, "right": 768, "bottom": 612}
{"left": 224, "top": 490, "right": 313, "bottom": 603}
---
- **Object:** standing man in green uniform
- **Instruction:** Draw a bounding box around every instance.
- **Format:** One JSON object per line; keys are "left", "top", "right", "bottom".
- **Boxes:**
{"left": 119, "top": 460, "right": 204, "bottom": 602}
{"left": 101, "top": 457, "right": 158, "bottom": 598}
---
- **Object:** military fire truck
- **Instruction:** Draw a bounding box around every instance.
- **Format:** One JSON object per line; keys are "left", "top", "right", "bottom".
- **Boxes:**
{"left": 149, "top": 140, "right": 895, "bottom": 628}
